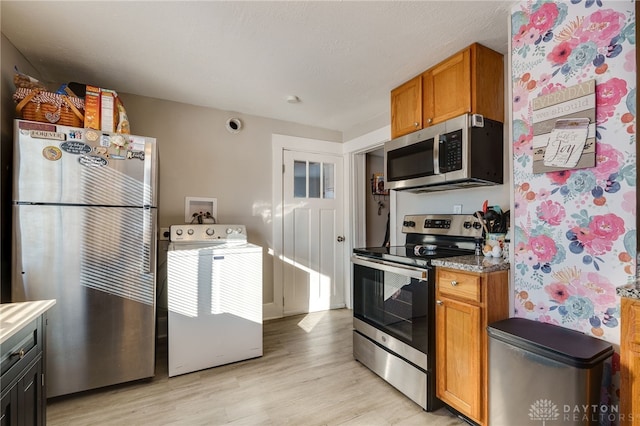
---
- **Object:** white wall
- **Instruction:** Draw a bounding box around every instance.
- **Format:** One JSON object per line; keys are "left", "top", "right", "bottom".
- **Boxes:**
{"left": 1, "top": 34, "right": 44, "bottom": 299}
{"left": 118, "top": 94, "right": 342, "bottom": 310}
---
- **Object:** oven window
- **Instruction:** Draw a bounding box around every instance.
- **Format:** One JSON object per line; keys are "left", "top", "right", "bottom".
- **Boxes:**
{"left": 353, "top": 263, "right": 430, "bottom": 353}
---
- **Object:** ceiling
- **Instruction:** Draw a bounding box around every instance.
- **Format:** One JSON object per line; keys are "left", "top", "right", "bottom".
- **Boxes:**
{"left": 1, "top": 1, "right": 515, "bottom": 134}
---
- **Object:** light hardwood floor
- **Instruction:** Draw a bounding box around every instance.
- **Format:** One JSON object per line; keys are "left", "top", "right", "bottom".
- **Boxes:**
{"left": 47, "top": 308, "right": 465, "bottom": 425}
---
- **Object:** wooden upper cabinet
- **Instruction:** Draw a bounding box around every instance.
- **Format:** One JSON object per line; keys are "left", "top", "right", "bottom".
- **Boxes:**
{"left": 390, "top": 43, "right": 504, "bottom": 139}
{"left": 423, "top": 47, "right": 471, "bottom": 126}
{"left": 390, "top": 75, "right": 422, "bottom": 139}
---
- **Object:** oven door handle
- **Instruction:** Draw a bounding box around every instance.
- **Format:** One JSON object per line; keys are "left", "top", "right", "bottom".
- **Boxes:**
{"left": 351, "top": 255, "right": 428, "bottom": 280}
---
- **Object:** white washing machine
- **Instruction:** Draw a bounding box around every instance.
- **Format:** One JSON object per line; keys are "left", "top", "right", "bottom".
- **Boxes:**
{"left": 166, "top": 224, "right": 263, "bottom": 377}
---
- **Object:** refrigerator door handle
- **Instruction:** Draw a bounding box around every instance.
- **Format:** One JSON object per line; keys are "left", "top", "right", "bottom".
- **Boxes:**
{"left": 144, "top": 207, "right": 156, "bottom": 275}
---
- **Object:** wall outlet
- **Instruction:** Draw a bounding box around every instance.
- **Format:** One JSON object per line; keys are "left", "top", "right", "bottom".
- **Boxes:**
{"left": 453, "top": 204, "right": 463, "bottom": 214}
{"left": 159, "top": 227, "right": 170, "bottom": 240}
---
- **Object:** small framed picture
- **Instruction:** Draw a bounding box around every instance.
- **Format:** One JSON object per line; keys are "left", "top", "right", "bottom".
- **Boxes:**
{"left": 372, "top": 173, "right": 388, "bottom": 195}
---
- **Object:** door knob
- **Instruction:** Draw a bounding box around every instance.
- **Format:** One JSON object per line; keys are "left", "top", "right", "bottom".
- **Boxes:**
{"left": 337, "top": 236, "right": 345, "bottom": 242}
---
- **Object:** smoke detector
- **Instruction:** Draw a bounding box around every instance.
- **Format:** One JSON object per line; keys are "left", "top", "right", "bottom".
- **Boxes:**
{"left": 225, "top": 117, "right": 243, "bottom": 134}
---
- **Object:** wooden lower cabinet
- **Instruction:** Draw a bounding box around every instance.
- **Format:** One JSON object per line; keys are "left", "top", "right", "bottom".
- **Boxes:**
{"left": 620, "top": 297, "right": 640, "bottom": 426}
{"left": 435, "top": 267, "right": 509, "bottom": 426}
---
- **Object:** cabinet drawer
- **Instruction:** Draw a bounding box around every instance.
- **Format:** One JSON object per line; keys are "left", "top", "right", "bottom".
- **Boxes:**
{"left": 437, "top": 270, "right": 481, "bottom": 302}
{"left": 1, "top": 318, "right": 42, "bottom": 387}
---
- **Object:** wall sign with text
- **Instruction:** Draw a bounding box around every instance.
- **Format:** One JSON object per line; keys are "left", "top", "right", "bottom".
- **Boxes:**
{"left": 531, "top": 80, "right": 596, "bottom": 174}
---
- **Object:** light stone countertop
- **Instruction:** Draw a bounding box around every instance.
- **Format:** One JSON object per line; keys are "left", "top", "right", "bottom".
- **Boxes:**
{"left": 0, "top": 300, "right": 56, "bottom": 344}
{"left": 616, "top": 278, "right": 640, "bottom": 300}
{"left": 431, "top": 255, "right": 510, "bottom": 273}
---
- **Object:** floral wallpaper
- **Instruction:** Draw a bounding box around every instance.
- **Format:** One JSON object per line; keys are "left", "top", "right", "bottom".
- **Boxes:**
{"left": 511, "top": 0, "right": 636, "bottom": 411}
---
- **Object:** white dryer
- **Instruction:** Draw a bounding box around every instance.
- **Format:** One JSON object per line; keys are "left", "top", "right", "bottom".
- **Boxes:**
{"left": 166, "top": 224, "right": 262, "bottom": 377}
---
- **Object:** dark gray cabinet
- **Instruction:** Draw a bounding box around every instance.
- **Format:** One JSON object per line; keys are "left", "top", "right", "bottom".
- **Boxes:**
{"left": 1, "top": 315, "right": 46, "bottom": 426}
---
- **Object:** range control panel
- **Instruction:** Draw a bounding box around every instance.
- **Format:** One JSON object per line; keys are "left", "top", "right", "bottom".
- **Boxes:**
{"left": 402, "top": 214, "right": 483, "bottom": 238}
{"left": 169, "top": 224, "right": 247, "bottom": 243}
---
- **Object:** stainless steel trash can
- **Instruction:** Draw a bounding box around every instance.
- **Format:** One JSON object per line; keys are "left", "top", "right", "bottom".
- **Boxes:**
{"left": 487, "top": 318, "right": 613, "bottom": 426}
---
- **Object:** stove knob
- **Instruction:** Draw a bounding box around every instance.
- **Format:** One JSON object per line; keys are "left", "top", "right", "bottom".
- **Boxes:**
{"left": 226, "top": 228, "right": 233, "bottom": 234}
{"left": 175, "top": 229, "right": 183, "bottom": 236}
{"left": 463, "top": 221, "right": 472, "bottom": 229}
{"left": 403, "top": 221, "right": 416, "bottom": 227}
{"left": 187, "top": 228, "right": 194, "bottom": 235}
{"left": 206, "top": 228, "right": 214, "bottom": 236}
{"left": 473, "top": 222, "right": 482, "bottom": 229}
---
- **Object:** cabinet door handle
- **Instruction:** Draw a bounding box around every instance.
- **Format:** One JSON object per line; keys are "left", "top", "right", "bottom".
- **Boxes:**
{"left": 427, "top": 118, "right": 433, "bottom": 124}
{"left": 11, "top": 349, "right": 25, "bottom": 359}
{"left": 436, "top": 300, "right": 443, "bottom": 306}
{"left": 450, "top": 280, "right": 458, "bottom": 286}
{"left": 414, "top": 122, "right": 419, "bottom": 127}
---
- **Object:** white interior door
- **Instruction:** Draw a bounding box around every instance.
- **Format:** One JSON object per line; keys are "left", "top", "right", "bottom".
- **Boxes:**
{"left": 282, "top": 149, "right": 344, "bottom": 315}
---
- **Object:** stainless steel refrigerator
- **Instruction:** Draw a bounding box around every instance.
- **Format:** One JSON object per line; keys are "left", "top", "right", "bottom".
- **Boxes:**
{"left": 11, "top": 119, "right": 158, "bottom": 397}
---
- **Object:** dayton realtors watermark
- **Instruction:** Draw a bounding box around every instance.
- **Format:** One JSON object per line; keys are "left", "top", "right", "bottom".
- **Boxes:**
{"left": 529, "top": 399, "right": 636, "bottom": 424}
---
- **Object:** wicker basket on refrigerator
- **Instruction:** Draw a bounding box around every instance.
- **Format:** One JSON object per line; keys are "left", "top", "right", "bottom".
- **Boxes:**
{"left": 13, "top": 87, "right": 84, "bottom": 127}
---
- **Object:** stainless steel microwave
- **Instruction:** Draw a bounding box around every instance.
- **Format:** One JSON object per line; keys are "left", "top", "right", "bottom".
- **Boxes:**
{"left": 384, "top": 113, "right": 504, "bottom": 193}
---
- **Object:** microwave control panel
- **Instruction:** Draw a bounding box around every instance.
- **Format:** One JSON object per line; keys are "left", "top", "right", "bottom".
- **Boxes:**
{"left": 439, "top": 130, "right": 463, "bottom": 172}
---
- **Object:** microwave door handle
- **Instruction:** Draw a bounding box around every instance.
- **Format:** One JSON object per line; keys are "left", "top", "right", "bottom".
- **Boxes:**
{"left": 433, "top": 134, "right": 440, "bottom": 174}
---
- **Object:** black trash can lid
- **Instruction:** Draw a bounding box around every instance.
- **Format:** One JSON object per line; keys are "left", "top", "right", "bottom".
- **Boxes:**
{"left": 487, "top": 317, "right": 613, "bottom": 369}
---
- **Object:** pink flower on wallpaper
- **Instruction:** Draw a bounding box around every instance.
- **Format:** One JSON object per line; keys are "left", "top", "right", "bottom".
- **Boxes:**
{"left": 538, "top": 73, "right": 552, "bottom": 86}
{"left": 575, "top": 9, "right": 625, "bottom": 47}
{"left": 545, "top": 282, "right": 573, "bottom": 303}
{"left": 578, "top": 272, "right": 617, "bottom": 308}
{"left": 537, "top": 314, "right": 560, "bottom": 325}
{"left": 513, "top": 133, "right": 531, "bottom": 155}
{"left": 540, "top": 82, "right": 567, "bottom": 95}
{"left": 547, "top": 170, "right": 572, "bottom": 185}
{"left": 622, "top": 191, "right": 636, "bottom": 215}
{"left": 547, "top": 40, "right": 575, "bottom": 65}
{"left": 537, "top": 200, "right": 566, "bottom": 225}
{"left": 513, "top": 82, "right": 530, "bottom": 112}
{"left": 535, "top": 301, "right": 549, "bottom": 314}
{"left": 513, "top": 26, "right": 529, "bottom": 50}
{"left": 589, "top": 213, "right": 625, "bottom": 240}
{"left": 571, "top": 214, "right": 624, "bottom": 256}
{"left": 596, "top": 107, "right": 615, "bottom": 124}
{"left": 596, "top": 77, "right": 628, "bottom": 124}
{"left": 524, "top": 26, "right": 543, "bottom": 45}
{"left": 625, "top": 48, "right": 636, "bottom": 72}
{"left": 593, "top": 143, "right": 623, "bottom": 179}
{"left": 529, "top": 234, "right": 558, "bottom": 263}
{"left": 514, "top": 243, "right": 540, "bottom": 266}
{"left": 537, "top": 188, "right": 551, "bottom": 199}
{"left": 513, "top": 190, "right": 529, "bottom": 218}
{"left": 530, "top": 2, "right": 560, "bottom": 32}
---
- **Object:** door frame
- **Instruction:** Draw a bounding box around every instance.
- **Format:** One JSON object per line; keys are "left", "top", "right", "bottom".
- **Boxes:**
{"left": 342, "top": 125, "right": 392, "bottom": 309}
{"left": 269, "top": 127, "right": 391, "bottom": 319}
{"left": 269, "top": 134, "right": 344, "bottom": 319}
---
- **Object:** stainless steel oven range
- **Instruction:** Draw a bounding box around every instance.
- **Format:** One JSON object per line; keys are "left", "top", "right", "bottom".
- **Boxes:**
{"left": 352, "top": 213, "right": 484, "bottom": 411}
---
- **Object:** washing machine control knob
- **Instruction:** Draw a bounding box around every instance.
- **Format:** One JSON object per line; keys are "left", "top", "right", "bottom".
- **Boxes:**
{"left": 206, "top": 228, "right": 214, "bottom": 236}
{"left": 187, "top": 228, "right": 194, "bottom": 235}
{"left": 226, "top": 228, "right": 233, "bottom": 234}
{"left": 175, "top": 229, "right": 183, "bottom": 236}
